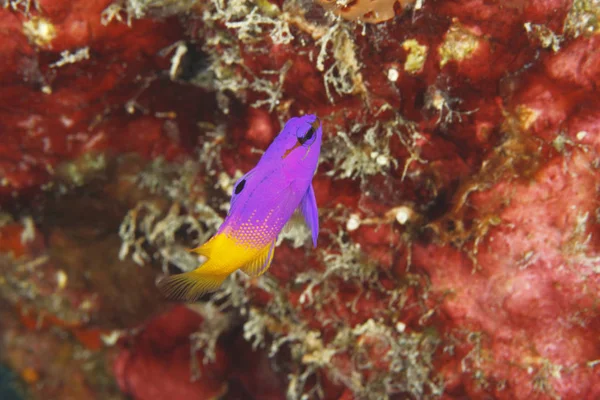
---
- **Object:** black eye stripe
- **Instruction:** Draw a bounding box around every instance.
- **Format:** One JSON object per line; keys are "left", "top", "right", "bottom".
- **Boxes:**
{"left": 298, "top": 127, "right": 315, "bottom": 145}
{"left": 305, "top": 127, "right": 315, "bottom": 140}
{"left": 234, "top": 179, "right": 246, "bottom": 194}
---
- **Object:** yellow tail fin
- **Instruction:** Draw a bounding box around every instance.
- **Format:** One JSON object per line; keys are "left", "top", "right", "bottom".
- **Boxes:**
{"left": 189, "top": 236, "right": 216, "bottom": 257}
{"left": 158, "top": 268, "right": 228, "bottom": 302}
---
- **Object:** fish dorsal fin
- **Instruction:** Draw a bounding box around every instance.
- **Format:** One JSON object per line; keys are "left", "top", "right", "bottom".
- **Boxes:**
{"left": 300, "top": 184, "right": 319, "bottom": 247}
{"left": 240, "top": 240, "right": 276, "bottom": 277}
{"left": 229, "top": 169, "right": 257, "bottom": 215}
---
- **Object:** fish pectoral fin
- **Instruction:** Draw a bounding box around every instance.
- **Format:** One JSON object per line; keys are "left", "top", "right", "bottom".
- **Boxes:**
{"left": 300, "top": 184, "right": 319, "bottom": 247}
{"left": 158, "top": 265, "right": 228, "bottom": 302}
{"left": 282, "top": 210, "right": 304, "bottom": 234}
{"left": 240, "top": 240, "right": 276, "bottom": 277}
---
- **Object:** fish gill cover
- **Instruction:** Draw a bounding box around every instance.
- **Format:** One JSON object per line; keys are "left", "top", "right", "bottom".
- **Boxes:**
{"left": 0, "top": 0, "right": 599, "bottom": 399}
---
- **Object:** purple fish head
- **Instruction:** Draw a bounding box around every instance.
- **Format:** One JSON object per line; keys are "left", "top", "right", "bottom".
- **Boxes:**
{"left": 261, "top": 114, "right": 322, "bottom": 179}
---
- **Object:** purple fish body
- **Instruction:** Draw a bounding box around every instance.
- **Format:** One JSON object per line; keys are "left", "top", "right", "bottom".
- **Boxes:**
{"left": 222, "top": 115, "right": 322, "bottom": 247}
{"left": 159, "top": 115, "right": 322, "bottom": 301}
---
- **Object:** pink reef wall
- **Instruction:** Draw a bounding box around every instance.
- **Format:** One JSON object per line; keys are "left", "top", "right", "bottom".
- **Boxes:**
{"left": 0, "top": 0, "right": 599, "bottom": 399}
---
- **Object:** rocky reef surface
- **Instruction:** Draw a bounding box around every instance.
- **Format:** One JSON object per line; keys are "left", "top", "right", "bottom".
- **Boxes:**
{"left": 0, "top": 0, "right": 599, "bottom": 399}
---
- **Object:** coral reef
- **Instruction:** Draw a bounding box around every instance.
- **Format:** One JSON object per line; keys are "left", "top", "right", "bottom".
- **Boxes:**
{"left": 1, "top": 0, "right": 599, "bottom": 399}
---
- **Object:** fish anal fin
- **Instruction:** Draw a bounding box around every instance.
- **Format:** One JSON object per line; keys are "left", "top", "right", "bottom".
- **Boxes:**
{"left": 158, "top": 267, "right": 228, "bottom": 302}
{"left": 240, "top": 240, "right": 276, "bottom": 277}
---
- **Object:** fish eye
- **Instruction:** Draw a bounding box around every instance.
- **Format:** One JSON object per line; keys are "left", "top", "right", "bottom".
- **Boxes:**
{"left": 296, "top": 119, "right": 319, "bottom": 146}
{"left": 234, "top": 179, "right": 246, "bottom": 194}
{"left": 298, "top": 127, "right": 315, "bottom": 145}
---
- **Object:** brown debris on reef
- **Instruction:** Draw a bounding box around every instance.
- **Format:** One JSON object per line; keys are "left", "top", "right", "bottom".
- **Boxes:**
{"left": 317, "top": 0, "right": 416, "bottom": 24}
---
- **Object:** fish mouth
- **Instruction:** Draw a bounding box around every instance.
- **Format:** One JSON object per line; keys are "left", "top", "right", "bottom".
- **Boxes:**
{"left": 310, "top": 117, "right": 320, "bottom": 131}
{"left": 282, "top": 117, "right": 320, "bottom": 160}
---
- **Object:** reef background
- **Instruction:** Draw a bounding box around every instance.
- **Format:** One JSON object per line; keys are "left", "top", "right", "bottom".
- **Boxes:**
{"left": 0, "top": 0, "right": 599, "bottom": 399}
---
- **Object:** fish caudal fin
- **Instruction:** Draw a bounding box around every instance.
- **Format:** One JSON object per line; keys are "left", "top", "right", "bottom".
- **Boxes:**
{"left": 240, "top": 240, "right": 276, "bottom": 277}
{"left": 189, "top": 236, "right": 216, "bottom": 257}
{"left": 158, "top": 268, "right": 228, "bottom": 302}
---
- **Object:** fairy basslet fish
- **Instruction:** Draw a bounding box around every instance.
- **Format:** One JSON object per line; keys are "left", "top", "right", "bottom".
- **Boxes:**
{"left": 159, "top": 114, "right": 322, "bottom": 301}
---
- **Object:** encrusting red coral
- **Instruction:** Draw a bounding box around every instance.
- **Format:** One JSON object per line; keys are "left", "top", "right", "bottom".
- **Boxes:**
{"left": 0, "top": 0, "right": 212, "bottom": 204}
{"left": 415, "top": 150, "right": 600, "bottom": 398}
{"left": 113, "top": 305, "right": 229, "bottom": 400}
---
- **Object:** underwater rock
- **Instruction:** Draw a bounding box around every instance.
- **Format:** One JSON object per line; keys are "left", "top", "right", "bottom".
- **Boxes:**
{"left": 0, "top": 158, "right": 167, "bottom": 334}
